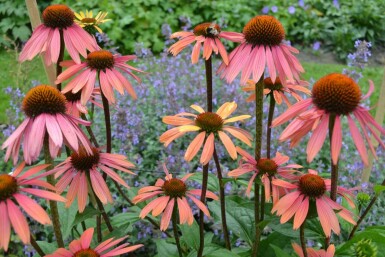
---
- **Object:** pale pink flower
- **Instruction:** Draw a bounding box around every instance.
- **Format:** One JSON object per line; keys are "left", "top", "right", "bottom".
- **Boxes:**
{"left": 272, "top": 73, "right": 385, "bottom": 166}
{"left": 228, "top": 147, "right": 302, "bottom": 202}
{"left": 169, "top": 22, "right": 243, "bottom": 64}
{"left": 2, "top": 85, "right": 92, "bottom": 165}
{"left": 159, "top": 102, "right": 252, "bottom": 165}
{"left": 243, "top": 77, "right": 311, "bottom": 106}
{"left": 52, "top": 147, "right": 135, "bottom": 213}
{"left": 271, "top": 169, "right": 356, "bottom": 237}
{"left": 0, "top": 162, "right": 66, "bottom": 251}
{"left": 19, "top": 4, "right": 99, "bottom": 65}
{"left": 45, "top": 227, "right": 143, "bottom": 257}
{"left": 56, "top": 50, "right": 145, "bottom": 105}
{"left": 292, "top": 243, "right": 335, "bottom": 257}
{"left": 132, "top": 164, "right": 218, "bottom": 231}
{"left": 218, "top": 15, "right": 304, "bottom": 85}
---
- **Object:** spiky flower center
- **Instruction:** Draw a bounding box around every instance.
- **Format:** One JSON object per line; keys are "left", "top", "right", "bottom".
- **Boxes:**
{"left": 42, "top": 5, "right": 75, "bottom": 29}
{"left": 264, "top": 77, "right": 283, "bottom": 91}
{"left": 243, "top": 15, "right": 285, "bottom": 46}
{"left": 64, "top": 91, "right": 82, "bottom": 103}
{"left": 74, "top": 249, "right": 99, "bottom": 257}
{"left": 87, "top": 50, "right": 114, "bottom": 70}
{"left": 22, "top": 85, "right": 67, "bottom": 117}
{"left": 71, "top": 147, "right": 100, "bottom": 171}
{"left": 81, "top": 18, "right": 97, "bottom": 24}
{"left": 195, "top": 112, "right": 224, "bottom": 133}
{"left": 193, "top": 23, "right": 221, "bottom": 37}
{"left": 0, "top": 174, "right": 18, "bottom": 201}
{"left": 312, "top": 73, "right": 361, "bottom": 115}
{"left": 354, "top": 239, "right": 378, "bottom": 257}
{"left": 162, "top": 178, "right": 187, "bottom": 198}
{"left": 299, "top": 174, "right": 326, "bottom": 198}
{"left": 257, "top": 158, "right": 278, "bottom": 176}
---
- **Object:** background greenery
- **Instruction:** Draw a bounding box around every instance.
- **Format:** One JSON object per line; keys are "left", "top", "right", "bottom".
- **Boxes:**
{"left": 1, "top": 0, "right": 385, "bottom": 59}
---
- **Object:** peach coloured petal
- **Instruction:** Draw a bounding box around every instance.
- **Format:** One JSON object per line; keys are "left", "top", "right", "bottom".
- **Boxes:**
{"left": 160, "top": 199, "right": 174, "bottom": 231}
{"left": 218, "top": 131, "right": 237, "bottom": 159}
{"left": 200, "top": 133, "right": 215, "bottom": 165}
{"left": 185, "top": 131, "right": 206, "bottom": 162}
{"left": 306, "top": 113, "right": 329, "bottom": 163}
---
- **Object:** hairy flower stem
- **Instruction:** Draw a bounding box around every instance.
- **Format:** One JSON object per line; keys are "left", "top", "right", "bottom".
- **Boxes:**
{"left": 349, "top": 178, "right": 385, "bottom": 239}
{"left": 300, "top": 223, "right": 308, "bottom": 257}
{"left": 198, "top": 57, "right": 213, "bottom": 257}
{"left": 252, "top": 74, "right": 264, "bottom": 257}
{"left": 30, "top": 235, "right": 45, "bottom": 256}
{"left": 100, "top": 89, "right": 112, "bottom": 154}
{"left": 266, "top": 95, "right": 276, "bottom": 159}
{"left": 198, "top": 164, "right": 209, "bottom": 257}
{"left": 81, "top": 113, "right": 99, "bottom": 147}
{"left": 213, "top": 147, "right": 231, "bottom": 250}
{"left": 172, "top": 205, "right": 183, "bottom": 257}
{"left": 43, "top": 137, "right": 64, "bottom": 248}
{"left": 55, "top": 30, "right": 64, "bottom": 91}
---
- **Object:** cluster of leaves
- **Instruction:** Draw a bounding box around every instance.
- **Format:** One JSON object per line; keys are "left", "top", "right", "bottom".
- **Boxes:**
{"left": 2, "top": 0, "right": 385, "bottom": 60}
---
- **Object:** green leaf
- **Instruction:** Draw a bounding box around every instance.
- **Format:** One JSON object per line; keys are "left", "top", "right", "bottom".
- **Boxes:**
{"left": 12, "top": 25, "right": 30, "bottom": 41}
{"left": 190, "top": 173, "right": 219, "bottom": 192}
{"left": 270, "top": 244, "right": 292, "bottom": 257}
{"left": 208, "top": 200, "right": 255, "bottom": 247}
{"left": 179, "top": 220, "right": 200, "bottom": 250}
{"left": 58, "top": 200, "right": 79, "bottom": 240}
{"left": 187, "top": 244, "right": 241, "bottom": 257}
{"left": 154, "top": 239, "right": 179, "bottom": 257}
{"left": 71, "top": 206, "right": 100, "bottom": 228}
{"left": 373, "top": 185, "right": 385, "bottom": 195}
{"left": 34, "top": 241, "right": 57, "bottom": 256}
{"left": 258, "top": 232, "right": 293, "bottom": 257}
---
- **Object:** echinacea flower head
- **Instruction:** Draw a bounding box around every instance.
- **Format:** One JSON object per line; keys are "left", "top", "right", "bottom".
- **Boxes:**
{"left": 243, "top": 77, "right": 311, "bottom": 106}
{"left": 271, "top": 170, "right": 356, "bottom": 237}
{"left": 2, "top": 85, "right": 92, "bottom": 165}
{"left": 19, "top": 4, "right": 99, "bottom": 65}
{"left": 272, "top": 73, "right": 385, "bottom": 165}
{"left": 0, "top": 162, "right": 66, "bottom": 251}
{"left": 169, "top": 22, "right": 243, "bottom": 64}
{"left": 133, "top": 164, "right": 218, "bottom": 231}
{"left": 45, "top": 227, "right": 143, "bottom": 257}
{"left": 218, "top": 15, "right": 304, "bottom": 85}
{"left": 74, "top": 10, "right": 110, "bottom": 34}
{"left": 64, "top": 88, "right": 102, "bottom": 118}
{"left": 56, "top": 50, "right": 145, "bottom": 105}
{"left": 52, "top": 146, "right": 135, "bottom": 212}
{"left": 159, "top": 102, "right": 252, "bottom": 165}
{"left": 228, "top": 147, "right": 302, "bottom": 202}
{"left": 292, "top": 243, "right": 335, "bottom": 257}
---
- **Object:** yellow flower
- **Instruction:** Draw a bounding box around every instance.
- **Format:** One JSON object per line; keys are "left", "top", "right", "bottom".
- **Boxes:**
{"left": 74, "top": 10, "right": 110, "bottom": 33}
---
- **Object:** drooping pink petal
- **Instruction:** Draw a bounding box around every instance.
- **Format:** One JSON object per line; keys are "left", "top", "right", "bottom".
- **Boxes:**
{"left": 7, "top": 199, "right": 30, "bottom": 244}
{"left": 160, "top": 199, "right": 174, "bottom": 231}
{"left": 14, "top": 193, "right": 51, "bottom": 225}
{"left": 306, "top": 113, "right": 329, "bottom": 163}
{"left": 0, "top": 201, "right": 11, "bottom": 251}
{"left": 348, "top": 115, "right": 368, "bottom": 165}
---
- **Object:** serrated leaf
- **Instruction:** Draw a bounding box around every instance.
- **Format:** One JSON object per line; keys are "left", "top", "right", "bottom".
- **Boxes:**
{"left": 71, "top": 206, "right": 100, "bottom": 228}
{"left": 179, "top": 220, "right": 200, "bottom": 250}
{"left": 155, "top": 239, "right": 179, "bottom": 257}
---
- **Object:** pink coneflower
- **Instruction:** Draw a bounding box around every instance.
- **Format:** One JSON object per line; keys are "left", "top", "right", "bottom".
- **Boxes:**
{"left": 159, "top": 102, "right": 252, "bottom": 165}
{"left": 52, "top": 146, "right": 135, "bottom": 213}
{"left": 271, "top": 169, "right": 356, "bottom": 237}
{"left": 56, "top": 50, "right": 145, "bottom": 104}
{"left": 218, "top": 15, "right": 304, "bottom": 85}
{"left": 133, "top": 164, "right": 218, "bottom": 231}
{"left": 169, "top": 22, "right": 243, "bottom": 64}
{"left": 19, "top": 4, "right": 99, "bottom": 65}
{"left": 2, "top": 85, "right": 92, "bottom": 165}
{"left": 292, "top": 243, "right": 335, "bottom": 257}
{"left": 64, "top": 89, "right": 102, "bottom": 118}
{"left": 243, "top": 77, "right": 311, "bottom": 106}
{"left": 0, "top": 162, "right": 66, "bottom": 251}
{"left": 45, "top": 227, "right": 143, "bottom": 257}
{"left": 228, "top": 147, "right": 302, "bottom": 202}
{"left": 272, "top": 73, "right": 385, "bottom": 165}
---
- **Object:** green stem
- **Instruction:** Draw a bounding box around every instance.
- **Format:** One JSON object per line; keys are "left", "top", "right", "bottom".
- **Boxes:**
{"left": 213, "top": 148, "right": 231, "bottom": 250}
{"left": 329, "top": 114, "right": 338, "bottom": 203}
{"left": 198, "top": 56, "right": 213, "bottom": 257}
{"left": 56, "top": 29, "right": 64, "bottom": 91}
{"left": 44, "top": 138, "right": 64, "bottom": 248}
{"left": 197, "top": 164, "right": 209, "bottom": 257}
{"left": 300, "top": 222, "right": 308, "bottom": 257}
{"left": 349, "top": 178, "right": 385, "bottom": 239}
{"left": 251, "top": 74, "right": 264, "bottom": 257}
{"left": 172, "top": 204, "right": 183, "bottom": 257}
{"left": 30, "top": 235, "right": 45, "bottom": 256}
